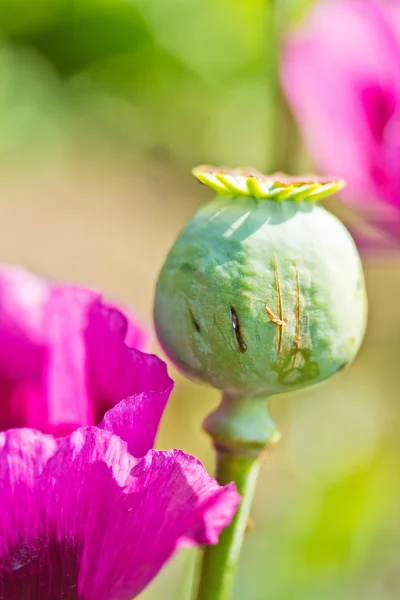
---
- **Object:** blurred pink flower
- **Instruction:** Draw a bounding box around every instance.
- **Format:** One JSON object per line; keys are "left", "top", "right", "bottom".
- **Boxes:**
{"left": 0, "top": 401, "right": 239, "bottom": 599}
{"left": 282, "top": 0, "right": 400, "bottom": 247}
{"left": 0, "top": 265, "right": 165, "bottom": 437}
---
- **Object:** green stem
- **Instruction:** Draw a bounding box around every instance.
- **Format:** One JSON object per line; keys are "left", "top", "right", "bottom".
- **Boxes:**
{"left": 194, "top": 394, "right": 280, "bottom": 600}
{"left": 264, "top": 0, "right": 299, "bottom": 173}
{"left": 195, "top": 452, "right": 261, "bottom": 600}
{"left": 264, "top": 0, "right": 283, "bottom": 173}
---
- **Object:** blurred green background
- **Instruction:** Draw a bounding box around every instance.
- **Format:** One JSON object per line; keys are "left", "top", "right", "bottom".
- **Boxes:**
{"left": 0, "top": 1, "right": 398, "bottom": 599}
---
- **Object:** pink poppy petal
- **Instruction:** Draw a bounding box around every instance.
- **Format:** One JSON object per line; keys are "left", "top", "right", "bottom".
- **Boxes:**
{"left": 0, "top": 265, "right": 156, "bottom": 434}
{"left": 81, "top": 449, "right": 239, "bottom": 600}
{"left": 39, "top": 432, "right": 239, "bottom": 600}
{"left": 44, "top": 285, "right": 100, "bottom": 435}
{"left": 0, "top": 429, "right": 238, "bottom": 600}
{"left": 99, "top": 387, "right": 173, "bottom": 457}
{"left": 108, "top": 300, "right": 150, "bottom": 353}
{"left": 0, "top": 267, "right": 48, "bottom": 430}
{"left": 45, "top": 286, "right": 158, "bottom": 435}
{"left": 0, "top": 429, "right": 58, "bottom": 562}
{"left": 86, "top": 300, "right": 172, "bottom": 423}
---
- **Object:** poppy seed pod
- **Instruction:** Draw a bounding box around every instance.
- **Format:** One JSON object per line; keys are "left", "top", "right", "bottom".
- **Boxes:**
{"left": 154, "top": 166, "right": 367, "bottom": 398}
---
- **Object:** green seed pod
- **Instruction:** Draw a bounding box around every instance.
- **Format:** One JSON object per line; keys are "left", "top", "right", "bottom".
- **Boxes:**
{"left": 154, "top": 166, "right": 367, "bottom": 398}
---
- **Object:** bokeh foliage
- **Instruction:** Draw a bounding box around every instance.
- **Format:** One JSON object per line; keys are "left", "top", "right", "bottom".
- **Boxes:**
{"left": 0, "top": 1, "right": 398, "bottom": 600}
{"left": 0, "top": 0, "right": 317, "bottom": 167}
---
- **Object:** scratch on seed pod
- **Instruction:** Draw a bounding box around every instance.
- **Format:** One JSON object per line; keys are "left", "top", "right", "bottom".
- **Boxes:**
{"left": 189, "top": 308, "right": 201, "bottom": 333}
{"left": 292, "top": 260, "right": 302, "bottom": 367}
{"left": 230, "top": 306, "right": 247, "bottom": 353}
{"left": 265, "top": 306, "right": 287, "bottom": 327}
{"left": 272, "top": 255, "right": 285, "bottom": 356}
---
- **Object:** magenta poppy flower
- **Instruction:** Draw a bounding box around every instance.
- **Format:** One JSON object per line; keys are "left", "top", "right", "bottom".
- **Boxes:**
{"left": 0, "top": 399, "right": 239, "bottom": 599}
{"left": 0, "top": 265, "right": 157, "bottom": 436}
{"left": 0, "top": 265, "right": 240, "bottom": 598}
{"left": 281, "top": 0, "right": 400, "bottom": 247}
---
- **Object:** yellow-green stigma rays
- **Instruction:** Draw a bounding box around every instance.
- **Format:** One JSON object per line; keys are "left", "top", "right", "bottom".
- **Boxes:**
{"left": 192, "top": 165, "right": 346, "bottom": 203}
